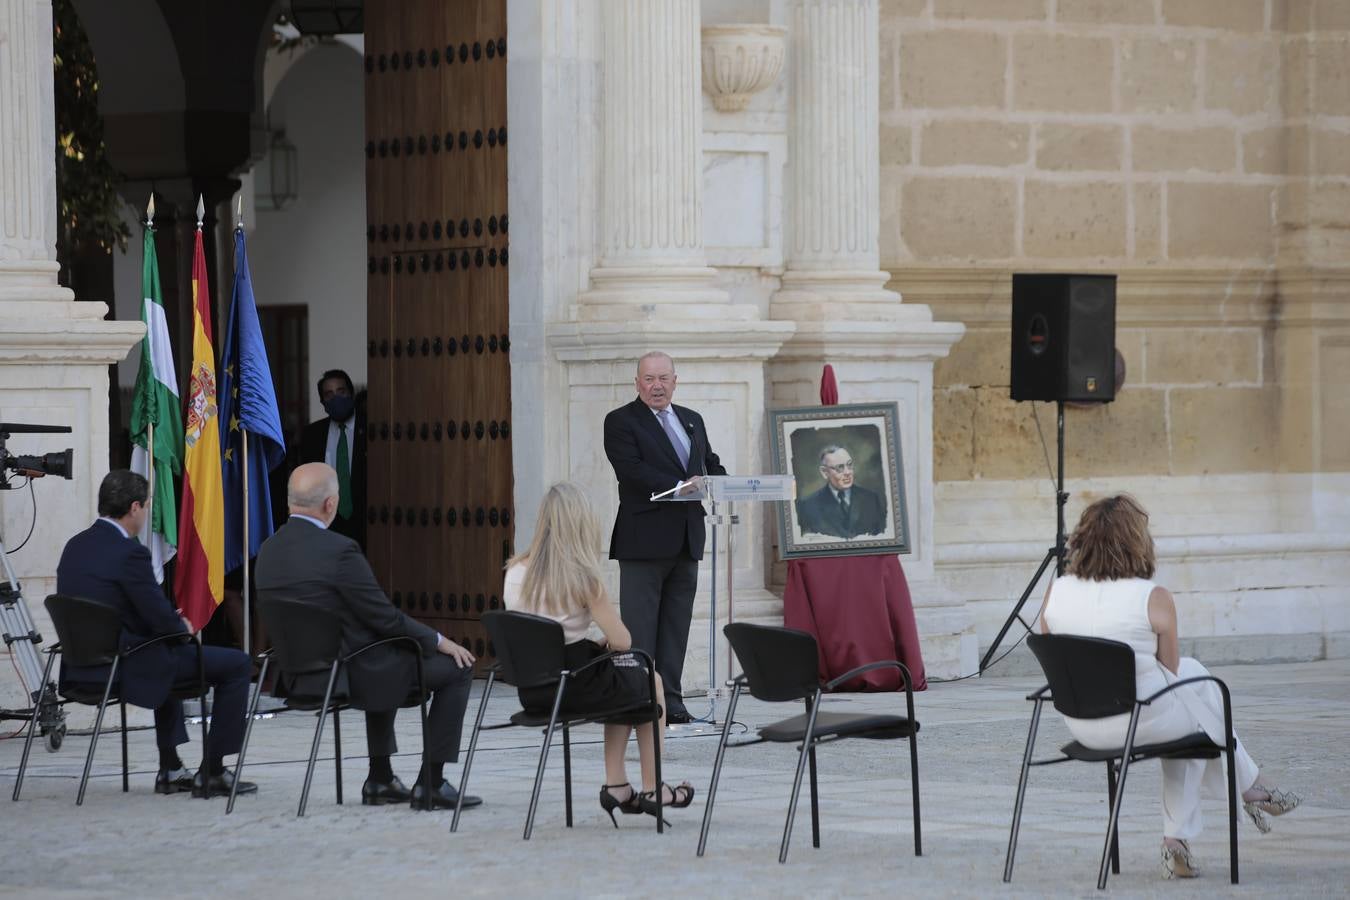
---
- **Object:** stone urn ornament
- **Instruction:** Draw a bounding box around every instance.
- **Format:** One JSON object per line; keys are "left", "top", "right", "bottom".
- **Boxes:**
{"left": 700, "top": 25, "right": 787, "bottom": 112}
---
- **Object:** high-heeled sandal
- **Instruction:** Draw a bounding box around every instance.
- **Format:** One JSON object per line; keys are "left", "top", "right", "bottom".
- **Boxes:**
{"left": 1242, "top": 787, "right": 1302, "bottom": 834}
{"left": 637, "top": 780, "right": 695, "bottom": 822}
{"left": 598, "top": 783, "right": 642, "bottom": 828}
{"left": 1161, "top": 840, "right": 1198, "bottom": 879}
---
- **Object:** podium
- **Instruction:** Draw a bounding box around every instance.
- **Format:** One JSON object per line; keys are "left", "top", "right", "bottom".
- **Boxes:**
{"left": 653, "top": 474, "right": 795, "bottom": 724}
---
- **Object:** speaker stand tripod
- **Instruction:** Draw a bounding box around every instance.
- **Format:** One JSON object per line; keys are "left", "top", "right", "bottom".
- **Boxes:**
{"left": 980, "top": 400, "right": 1068, "bottom": 673}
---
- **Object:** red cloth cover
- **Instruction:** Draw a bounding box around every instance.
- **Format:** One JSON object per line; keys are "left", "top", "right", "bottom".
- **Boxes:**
{"left": 782, "top": 555, "right": 927, "bottom": 692}
{"left": 819, "top": 364, "right": 839, "bottom": 405}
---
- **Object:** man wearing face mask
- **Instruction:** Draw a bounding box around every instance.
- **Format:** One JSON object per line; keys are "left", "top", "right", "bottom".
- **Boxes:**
{"left": 299, "top": 369, "right": 367, "bottom": 550}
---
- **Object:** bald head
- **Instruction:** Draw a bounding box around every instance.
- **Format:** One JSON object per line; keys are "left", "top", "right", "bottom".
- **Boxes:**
{"left": 289, "top": 463, "right": 339, "bottom": 524}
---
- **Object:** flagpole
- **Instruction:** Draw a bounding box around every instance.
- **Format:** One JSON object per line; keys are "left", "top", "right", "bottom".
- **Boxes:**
{"left": 237, "top": 197, "right": 252, "bottom": 659}
{"left": 142, "top": 196, "right": 157, "bottom": 561}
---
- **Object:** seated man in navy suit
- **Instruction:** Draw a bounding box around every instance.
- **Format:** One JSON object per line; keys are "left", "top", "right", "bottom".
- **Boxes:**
{"left": 56, "top": 470, "right": 255, "bottom": 798}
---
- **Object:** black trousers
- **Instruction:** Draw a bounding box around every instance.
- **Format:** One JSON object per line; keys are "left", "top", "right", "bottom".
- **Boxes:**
{"left": 618, "top": 553, "right": 699, "bottom": 714}
{"left": 153, "top": 644, "right": 251, "bottom": 764}
{"left": 363, "top": 653, "right": 472, "bottom": 764}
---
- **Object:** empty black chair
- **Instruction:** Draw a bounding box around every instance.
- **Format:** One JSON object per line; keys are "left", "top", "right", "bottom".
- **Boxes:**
{"left": 1004, "top": 633, "right": 1239, "bottom": 889}
{"left": 226, "top": 596, "right": 429, "bottom": 816}
{"left": 698, "top": 623, "right": 921, "bottom": 864}
{"left": 451, "top": 610, "right": 664, "bottom": 838}
{"left": 12, "top": 594, "right": 208, "bottom": 805}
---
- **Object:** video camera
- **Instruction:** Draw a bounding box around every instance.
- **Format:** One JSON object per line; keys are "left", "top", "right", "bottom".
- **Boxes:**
{"left": 0, "top": 423, "right": 74, "bottom": 490}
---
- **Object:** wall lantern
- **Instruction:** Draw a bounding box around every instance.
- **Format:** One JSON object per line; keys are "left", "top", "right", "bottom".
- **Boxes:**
{"left": 287, "top": 0, "right": 363, "bottom": 36}
{"left": 255, "top": 131, "right": 299, "bottom": 211}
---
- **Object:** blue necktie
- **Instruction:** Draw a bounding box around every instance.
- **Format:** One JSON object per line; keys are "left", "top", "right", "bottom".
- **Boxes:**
{"left": 658, "top": 408, "right": 690, "bottom": 471}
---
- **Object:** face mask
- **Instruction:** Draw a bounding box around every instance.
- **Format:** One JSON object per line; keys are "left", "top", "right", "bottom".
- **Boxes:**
{"left": 322, "top": 394, "right": 355, "bottom": 422}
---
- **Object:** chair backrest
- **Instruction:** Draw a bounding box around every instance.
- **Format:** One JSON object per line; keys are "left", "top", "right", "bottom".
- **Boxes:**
{"left": 257, "top": 596, "right": 344, "bottom": 674}
{"left": 724, "top": 622, "right": 821, "bottom": 703}
{"left": 44, "top": 594, "right": 122, "bottom": 667}
{"left": 1027, "top": 633, "right": 1138, "bottom": 719}
{"left": 482, "top": 610, "right": 566, "bottom": 689}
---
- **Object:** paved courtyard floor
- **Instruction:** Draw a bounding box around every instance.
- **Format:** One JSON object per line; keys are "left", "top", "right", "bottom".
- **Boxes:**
{"left": 1, "top": 657, "right": 1346, "bottom": 898}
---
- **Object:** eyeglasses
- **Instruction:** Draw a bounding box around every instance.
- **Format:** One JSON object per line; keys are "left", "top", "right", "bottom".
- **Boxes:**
{"left": 821, "top": 461, "right": 854, "bottom": 474}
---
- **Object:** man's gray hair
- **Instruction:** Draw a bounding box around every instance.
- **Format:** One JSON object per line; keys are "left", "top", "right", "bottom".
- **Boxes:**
{"left": 289, "top": 469, "right": 338, "bottom": 509}
{"left": 818, "top": 444, "right": 850, "bottom": 465}
{"left": 636, "top": 350, "right": 674, "bottom": 374}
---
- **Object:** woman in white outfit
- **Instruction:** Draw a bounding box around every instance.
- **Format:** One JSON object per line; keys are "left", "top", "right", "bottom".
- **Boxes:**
{"left": 1040, "top": 494, "right": 1300, "bottom": 878}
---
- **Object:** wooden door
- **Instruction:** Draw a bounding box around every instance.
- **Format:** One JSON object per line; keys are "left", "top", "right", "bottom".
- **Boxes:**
{"left": 364, "top": 0, "right": 511, "bottom": 669}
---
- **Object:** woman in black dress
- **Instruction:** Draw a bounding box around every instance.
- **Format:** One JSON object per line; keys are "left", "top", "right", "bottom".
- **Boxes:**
{"left": 503, "top": 482, "right": 694, "bottom": 823}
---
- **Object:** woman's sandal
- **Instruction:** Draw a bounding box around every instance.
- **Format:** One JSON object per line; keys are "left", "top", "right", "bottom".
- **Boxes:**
{"left": 1242, "top": 786, "right": 1302, "bottom": 834}
{"left": 599, "top": 783, "right": 642, "bottom": 828}
{"left": 637, "top": 780, "right": 696, "bottom": 824}
{"left": 1161, "top": 840, "right": 1198, "bottom": 879}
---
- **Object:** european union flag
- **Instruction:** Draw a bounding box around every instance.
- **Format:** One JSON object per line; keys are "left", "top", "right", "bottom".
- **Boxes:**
{"left": 220, "top": 227, "right": 286, "bottom": 575}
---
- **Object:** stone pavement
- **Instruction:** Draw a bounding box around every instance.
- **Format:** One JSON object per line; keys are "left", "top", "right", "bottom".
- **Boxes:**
{"left": 1, "top": 658, "right": 1347, "bottom": 899}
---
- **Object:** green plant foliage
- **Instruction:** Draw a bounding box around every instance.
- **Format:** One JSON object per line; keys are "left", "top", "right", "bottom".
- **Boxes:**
{"left": 53, "top": 0, "right": 129, "bottom": 261}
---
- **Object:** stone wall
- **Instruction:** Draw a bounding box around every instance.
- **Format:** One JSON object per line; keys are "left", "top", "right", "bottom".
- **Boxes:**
{"left": 878, "top": 0, "right": 1350, "bottom": 666}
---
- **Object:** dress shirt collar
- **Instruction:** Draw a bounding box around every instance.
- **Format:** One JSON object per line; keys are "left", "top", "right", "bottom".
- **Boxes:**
{"left": 290, "top": 513, "right": 328, "bottom": 530}
{"left": 97, "top": 517, "right": 130, "bottom": 539}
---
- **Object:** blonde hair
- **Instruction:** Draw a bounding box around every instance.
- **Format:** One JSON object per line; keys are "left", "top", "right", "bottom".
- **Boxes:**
{"left": 506, "top": 482, "right": 607, "bottom": 616}
{"left": 1065, "top": 494, "right": 1156, "bottom": 581}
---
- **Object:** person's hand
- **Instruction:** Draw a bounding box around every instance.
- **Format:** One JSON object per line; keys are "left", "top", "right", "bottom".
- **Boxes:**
{"left": 438, "top": 636, "right": 476, "bottom": 668}
{"left": 179, "top": 613, "right": 197, "bottom": 636}
{"left": 677, "top": 475, "right": 704, "bottom": 496}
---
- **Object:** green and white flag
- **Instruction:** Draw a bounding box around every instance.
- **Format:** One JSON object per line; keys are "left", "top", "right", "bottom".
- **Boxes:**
{"left": 129, "top": 225, "right": 183, "bottom": 583}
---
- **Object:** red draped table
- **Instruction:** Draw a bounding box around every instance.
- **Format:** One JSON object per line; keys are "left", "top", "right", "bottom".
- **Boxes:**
{"left": 782, "top": 555, "right": 927, "bottom": 692}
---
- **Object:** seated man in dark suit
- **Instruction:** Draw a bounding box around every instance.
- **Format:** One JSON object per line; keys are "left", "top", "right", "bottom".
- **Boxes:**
{"left": 254, "top": 463, "right": 481, "bottom": 811}
{"left": 56, "top": 470, "right": 255, "bottom": 798}
{"left": 796, "top": 445, "right": 887, "bottom": 539}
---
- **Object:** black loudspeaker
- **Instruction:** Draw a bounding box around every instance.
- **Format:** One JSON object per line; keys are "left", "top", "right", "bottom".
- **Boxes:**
{"left": 1010, "top": 273, "right": 1117, "bottom": 403}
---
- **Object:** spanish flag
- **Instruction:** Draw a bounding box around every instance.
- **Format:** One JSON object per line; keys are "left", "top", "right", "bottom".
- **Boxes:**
{"left": 174, "top": 224, "right": 225, "bottom": 630}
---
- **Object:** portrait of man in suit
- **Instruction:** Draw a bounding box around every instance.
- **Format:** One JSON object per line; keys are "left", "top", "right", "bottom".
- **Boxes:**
{"left": 796, "top": 444, "right": 888, "bottom": 539}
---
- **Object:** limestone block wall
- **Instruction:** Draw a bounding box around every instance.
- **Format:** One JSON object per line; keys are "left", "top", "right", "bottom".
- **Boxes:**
{"left": 878, "top": 0, "right": 1350, "bottom": 665}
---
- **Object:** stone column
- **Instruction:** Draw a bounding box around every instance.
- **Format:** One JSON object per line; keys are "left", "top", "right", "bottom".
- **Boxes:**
{"left": 773, "top": 0, "right": 907, "bottom": 320}
{"left": 0, "top": 0, "right": 142, "bottom": 709}
{"left": 579, "top": 0, "right": 734, "bottom": 317}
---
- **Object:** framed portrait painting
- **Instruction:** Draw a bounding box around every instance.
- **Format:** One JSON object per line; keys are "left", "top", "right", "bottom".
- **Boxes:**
{"left": 768, "top": 402, "right": 910, "bottom": 559}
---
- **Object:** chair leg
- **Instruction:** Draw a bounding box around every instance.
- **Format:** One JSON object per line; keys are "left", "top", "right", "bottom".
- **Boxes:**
{"left": 779, "top": 695, "right": 822, "bottom": 864}
{"left": 196, "top": 640, "right": 209, "bottom": 800}
{"left": 908, "top": 726, "right": 922, "bottom": 857}
{"left": 452, "top": 670, "right": 494, "bottom": 833}
{"left": 78, "top": 659, "right": 120, "bottom": 806}
{"left": 413, "top": 655, "right": 431, "bottom": 805}
{"left": 525, "top": 679, "right": 567, "bottom": 841}
{"left": 562, "top": 725, "right": 574, "bottom": 828}
{"left": 228, "top": 657, "right": 269, "bottom": 814}
{"left": 1003, "top": 698, "right": 1044, "bottom": 882}
{"left": 652, "top": 706, "right": 663, "bottom": 836}
{"left": 1098, "top": 710, "right": 1141, "bottom": 890}
{"left": 120, "top": 702, "right": 129, "bottom": 793}
{"left": 13, "top": 650, "right": 58, "bottom": 801}
{"left": 333, "top": 709, "right": 343, "bottom": 805}
{"left": 808, "top": 747, "right": 820, "bottom": 849}
{"left": 697, "top": 684, "right": 741, "bottom": 857}
{"left": 299, "top": 663, "right": 340, "bottom": 818}
{"left": 1225, "top": 744, "right": 1239, "bottom": 884}
{"left": 1105, "top": 762, "right": 1120, "bottom": 874}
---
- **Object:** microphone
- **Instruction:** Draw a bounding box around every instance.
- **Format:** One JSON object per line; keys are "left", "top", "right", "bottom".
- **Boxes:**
{"left": 683, "top": 418, "right": 707, "bottom": 479}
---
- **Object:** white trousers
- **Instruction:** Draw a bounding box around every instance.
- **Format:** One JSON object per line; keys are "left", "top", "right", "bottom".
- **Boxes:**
{"left": 1063, "top": 657, "right": 1259, "bottom": 840}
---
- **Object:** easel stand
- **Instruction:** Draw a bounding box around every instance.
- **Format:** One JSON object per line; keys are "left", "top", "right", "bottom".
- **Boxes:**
{"left": 653, "top": 475, "right": 795, "bottom": 725}
{"left": 980, "top": 401, "right": 1068, "bottom": 674}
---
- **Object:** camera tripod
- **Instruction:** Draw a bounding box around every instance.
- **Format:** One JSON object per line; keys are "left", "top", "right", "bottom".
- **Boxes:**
{"left": 979, "top": 401, "right": 1068, "bottom": 673}
{"left": 0, "top": 533, "right": 65, "bottom": 750}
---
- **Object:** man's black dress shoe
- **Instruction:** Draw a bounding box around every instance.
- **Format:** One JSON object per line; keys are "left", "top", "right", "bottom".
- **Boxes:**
{"left": 666, "top": 710, "right": 695, "bottom": 725}
{"left": 154, "top": 767, "right": 194, "bottom": 795}
{"left": 410, "top": 779, "right": 482, "bottom": 811}
{"left": 361, "top": 775, "right": 412, "bottom": 806}
{"left": 192, "top": 767, "right": 258, "bottom": 799}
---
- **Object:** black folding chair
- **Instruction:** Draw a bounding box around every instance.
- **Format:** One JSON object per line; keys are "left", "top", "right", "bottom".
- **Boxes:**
{"left": 12, "top": 594, "right": 209, "bottom": 805}
{"left": 226, "top": 596, "right": 430, "bottom": 816}
{"left": 697, "top": 623, "right": 922, "bottom": 864}
{"left": 451, "top": 610, "right": 665, "bottom": 839}
{"left": 1004, "top": 633, "right": 1239, "bottom": 890}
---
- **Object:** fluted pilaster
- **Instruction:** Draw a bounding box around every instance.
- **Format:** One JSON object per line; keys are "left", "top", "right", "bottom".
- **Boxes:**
{"left": 581, "top": 0, "right": 730, "bottom": 317}
{"left": 0, "top": 0, "right": 66, "bottom": 301}
{"left": 774, "top": 0, "right": 899, "bottom": 319}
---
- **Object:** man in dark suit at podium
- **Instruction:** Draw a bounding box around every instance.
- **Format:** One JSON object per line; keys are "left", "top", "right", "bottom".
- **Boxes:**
{"left": 299, "top": 369, "right": 366, "bottom": 550}
{"left": 796, "top": 444, "right": 887, "bottom": 539}
{"left": 56, "top": 470, "right": 254, "bottom": 798}
{"left": 603, "top": 351, "right": 726, "bottom": 724}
